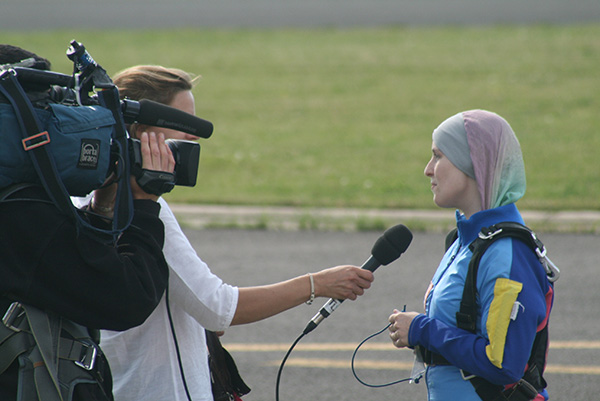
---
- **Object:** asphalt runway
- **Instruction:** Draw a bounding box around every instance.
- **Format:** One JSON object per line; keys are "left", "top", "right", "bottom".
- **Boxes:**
{"left": 184, "top": 228, "right": 600, "bottom": 401}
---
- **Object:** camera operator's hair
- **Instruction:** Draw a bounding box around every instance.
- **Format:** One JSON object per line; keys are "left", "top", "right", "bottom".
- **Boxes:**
{"left": 113, "top": 65, "right": 198, "bottom": 105}
{"left": 0, "top": 44, "right": 52, "bottom": 92}
{"left": 0, "top": 44, "right": 51, "bottom": 70}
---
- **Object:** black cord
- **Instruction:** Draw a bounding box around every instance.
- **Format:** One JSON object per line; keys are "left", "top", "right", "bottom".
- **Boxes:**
{"left": 278, "top": 306, "right": 414, "bottom": 399}
{"left": 165, "top": 286, "right": 194, "bottom": 401}
{"left": 275, "top": 332, "right": 306, "bottom": 401}
{"left": 351, "top": 322, "right": 413, "bottom": 388}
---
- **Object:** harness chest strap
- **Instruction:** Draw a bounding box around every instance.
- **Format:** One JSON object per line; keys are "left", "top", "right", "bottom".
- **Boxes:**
{"left": 0, "top": 302, "right": 107, "bottom": 401}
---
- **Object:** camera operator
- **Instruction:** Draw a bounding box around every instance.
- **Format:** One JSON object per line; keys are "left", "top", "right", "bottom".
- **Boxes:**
{"left": 0, "top": 45, "right": 174, "bottom": 401}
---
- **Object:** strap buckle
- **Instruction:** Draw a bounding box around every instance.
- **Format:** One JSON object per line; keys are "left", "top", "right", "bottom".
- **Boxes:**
{"left": 22, "top": 131, "right": 50, "bottom": 151}
{"left": 2, "top": 302, "right": 26, "bottom": 332}
{"left": 74, "top": 342, "right": 98, "bottom": 371}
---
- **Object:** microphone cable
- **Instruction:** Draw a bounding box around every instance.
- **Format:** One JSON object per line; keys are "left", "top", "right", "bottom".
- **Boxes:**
{"left": 350, "top": 322, "right": 413, "bottom": 388}
{"left": 275, "top": 314, "right": 413, "bottom": 400}
{"left": 275, "top": 331, "right": 306, "bottom": 401}
{"left": 351, "top": 305, "right": 421, "bottom": 388}
{"left": 275, "top": 224, "right": 413, "bottom": 399}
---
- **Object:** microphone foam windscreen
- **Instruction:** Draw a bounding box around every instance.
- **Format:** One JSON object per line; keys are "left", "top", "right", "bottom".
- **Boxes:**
{"left": 138, "top": 99, "right": 214, "bottom": 138}
{"left": 371, "top": 224, "right": 413, "bottom": 265}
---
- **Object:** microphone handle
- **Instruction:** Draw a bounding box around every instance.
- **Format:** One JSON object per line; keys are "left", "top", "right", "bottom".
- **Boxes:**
{"left": 303, "top": 298, "right": 347, "bottom": 335}
{"left": 361, "top": 255, "right": 382, "bottom": 272}
{"left": 303, "top": 256, "right": 381, "bottom": 335}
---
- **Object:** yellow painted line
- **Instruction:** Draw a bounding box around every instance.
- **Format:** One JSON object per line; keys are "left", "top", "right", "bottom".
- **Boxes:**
{"left": 545, "top": 364, "right": 600, "bottom": 375}
{"left": 266, "top": 358, "right": 414, "bottom": 370}
{"left": 225, "top": 343, "right": 385, "bottom": 352}
{"left": 264, "top": 358, "right": 600, "bottom": 375}
{"left": 224, "top": 341, "right": 600, "bottom": 352}
{"left": 550, "top": 341, "right": 600, "bottom": 349}
{"left": 225, "top": 342, "right": 600, "bottom": 376}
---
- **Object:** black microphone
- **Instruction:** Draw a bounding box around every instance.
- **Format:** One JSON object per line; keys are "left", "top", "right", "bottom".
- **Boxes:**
{"left": 122, "top": 98, "right": 214, "bottom": 139}
{"left": 302, "top": 224, "right": 413, "bottom": 335}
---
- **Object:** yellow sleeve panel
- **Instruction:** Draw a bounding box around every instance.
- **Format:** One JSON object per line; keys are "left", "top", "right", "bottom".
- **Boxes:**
{"left": 485, "top": 278, "right": 523, "bottom": 368}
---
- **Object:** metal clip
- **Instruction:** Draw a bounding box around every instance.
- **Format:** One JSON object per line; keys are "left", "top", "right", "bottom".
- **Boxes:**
{"left": 535, "top": 245, "right": 547, "bottom": 259}
{"left": 0, "top": 68, "right": 18, "bottom": 79}
{"left": 478, "top": 228, "right": 503, "bottom": 240}
{"left": 543, "top": 256, "right": 560, "bottom": 283}
{"left": 75, "top": 342, "right": 98, "bottom": 371}
{"left": 2, "top": 302, "right": 25, "bottom": 332}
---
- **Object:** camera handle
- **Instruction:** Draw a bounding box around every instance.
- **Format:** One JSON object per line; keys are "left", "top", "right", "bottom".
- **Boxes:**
{"left": 127, "top": 139, "right": 176, "bottom": 196}
{"left": 67, "top": 40, "right": 114, "bottom": 106}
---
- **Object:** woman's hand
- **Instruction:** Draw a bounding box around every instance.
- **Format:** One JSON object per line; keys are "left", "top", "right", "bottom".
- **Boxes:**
{"left": 388, "top": 310, "right": 419, "bottom": 348}
{"left": 312, "top": 265, "right": 374, "bottom": 300}
{"left": 130, "top": 131, "right": 176, "bottom": 202}
{"left": 91, "top": 131, "right": 175, "bottom": 216}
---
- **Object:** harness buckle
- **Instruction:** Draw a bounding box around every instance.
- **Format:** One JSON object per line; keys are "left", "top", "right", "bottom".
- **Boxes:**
{"left": 478, "top": 227, "right": 502, "bottom": 240}
{"left": 74, "top": 342, "right": 98, "bottom": 371}
{"left": 2, "top": 302, "right": 26, "bottom": 332}
{"left": 460, "top": 369, "right": 476, "bottom": 381}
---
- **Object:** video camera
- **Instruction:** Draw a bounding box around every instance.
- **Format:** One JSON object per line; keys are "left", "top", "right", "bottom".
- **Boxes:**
{"left": 2, "top": 40, "right": 213, "bottom": 195}
{"left": 0, "top": 40, "right": 214, "bottom": 239}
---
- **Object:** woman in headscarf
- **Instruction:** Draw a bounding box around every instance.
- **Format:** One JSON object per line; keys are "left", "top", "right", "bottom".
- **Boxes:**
{"left": 388, "top": 110, "right": 554, "bottom": 400}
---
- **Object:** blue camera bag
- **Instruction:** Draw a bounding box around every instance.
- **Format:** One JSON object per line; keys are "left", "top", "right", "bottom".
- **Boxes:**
{"left": 0, "top": 102, "right": 115, "bottom": 196}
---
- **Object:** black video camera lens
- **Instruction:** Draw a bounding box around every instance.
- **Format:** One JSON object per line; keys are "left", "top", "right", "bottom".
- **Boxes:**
{"left": 165, "top": 139, "right": 200, "bottom": 187}
{"left": 127, "top": 138, "right": 200, "bottom": 187}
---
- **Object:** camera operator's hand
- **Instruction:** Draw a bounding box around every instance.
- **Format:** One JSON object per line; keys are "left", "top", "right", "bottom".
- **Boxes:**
{"left": 90, "top": 176, "right": 118, "bottom": 217}
{"left": 130, "top": 131, "right": 175, "bottom": 202}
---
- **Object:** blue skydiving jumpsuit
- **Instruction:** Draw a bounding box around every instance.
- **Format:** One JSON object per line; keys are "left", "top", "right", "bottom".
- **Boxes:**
{"left": 408, "top": 203, "right": 554, "bottom": 401}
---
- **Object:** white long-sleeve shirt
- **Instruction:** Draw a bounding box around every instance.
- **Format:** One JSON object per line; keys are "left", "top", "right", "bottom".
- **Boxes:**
{"left": 100, "top": 198, "right": 239, "bottom": 401}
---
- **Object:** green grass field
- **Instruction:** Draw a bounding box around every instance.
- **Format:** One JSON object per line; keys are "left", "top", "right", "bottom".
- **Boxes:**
{"left": 3, "top": 25, "right": 599, "bottom": 211}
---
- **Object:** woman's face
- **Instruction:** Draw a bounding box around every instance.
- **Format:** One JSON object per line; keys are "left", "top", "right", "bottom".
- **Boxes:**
{"left": 424, "top": 142, "right": 481, "bottom": 217}
{"left": 135, "top": 90, "right": 199, "bottom": 141}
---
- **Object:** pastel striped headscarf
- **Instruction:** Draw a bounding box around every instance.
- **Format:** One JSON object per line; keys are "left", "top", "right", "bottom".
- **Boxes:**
{"left": 432, "top": 110, "right": 526, "bottom": 210}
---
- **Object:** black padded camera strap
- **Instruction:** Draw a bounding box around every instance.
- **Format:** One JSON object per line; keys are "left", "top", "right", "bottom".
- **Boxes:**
{"left": 96, "top": 87, "right": 134, "bottom": 235}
